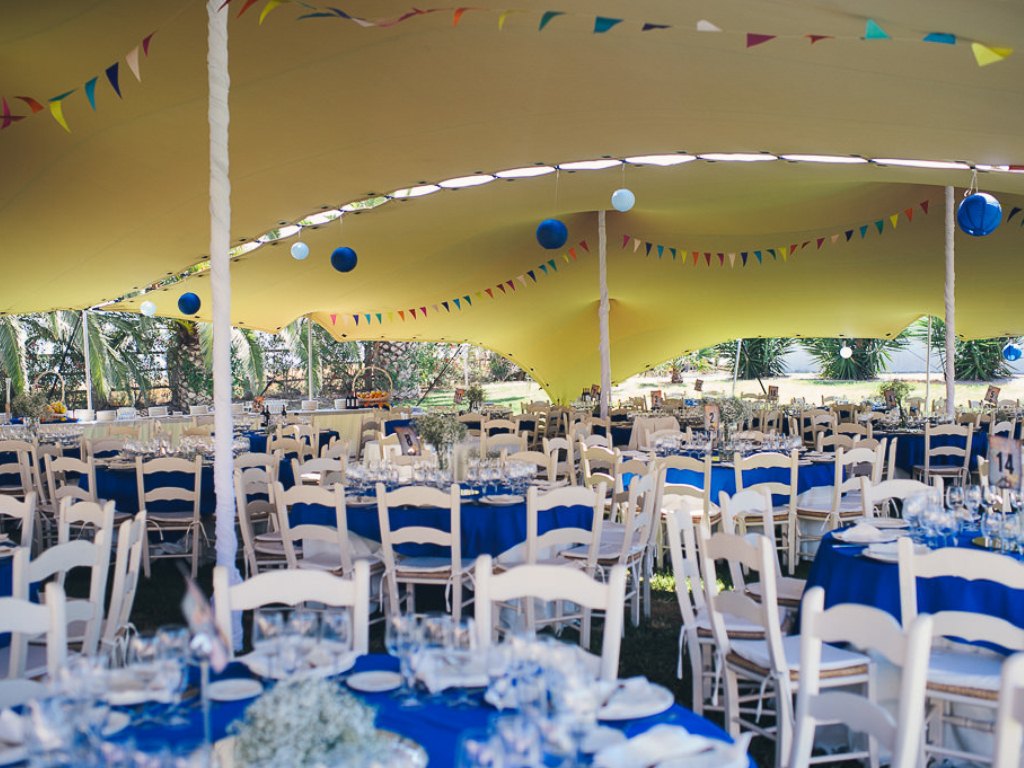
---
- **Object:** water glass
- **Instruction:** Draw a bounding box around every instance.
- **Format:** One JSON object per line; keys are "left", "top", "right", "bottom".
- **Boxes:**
{"left": 252, "top": 608, "right": 286, "bottom": 679}
{"left": 320, "top": 608, "right": 352, "bottom": 672}
{"left": 385, "top": 614, "right": 422, "bottom": 708}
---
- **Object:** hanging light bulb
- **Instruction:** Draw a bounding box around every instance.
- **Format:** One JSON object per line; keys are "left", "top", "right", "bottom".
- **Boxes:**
{"left": 839, "top": 342, "right": 853, "bottom": 359}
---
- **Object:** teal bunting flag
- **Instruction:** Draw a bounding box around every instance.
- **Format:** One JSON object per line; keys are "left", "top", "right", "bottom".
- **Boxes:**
{"left": 593, "top": 16, "right": 622, "bottom": 33}
{"left": 538, "top": 11, "right": 563, "bottom": 30}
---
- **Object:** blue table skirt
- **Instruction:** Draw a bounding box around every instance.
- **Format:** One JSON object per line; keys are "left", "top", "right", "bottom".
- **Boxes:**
{"left": 244, "top": 430, "right": 339, "bottom": 456}
{"left": 875, "top": 431, "right": 988, "bottom": 475}
{"left": 592, "top": 425, "right": 633, "bottom": 447}
{"left": 113, "top": 654, "right": 745, "bottom": 765}
{"left": 83, "top": 468, "right": 217, "bottom": 517}
{"left": 806, "top": 531, "right": 1024, "bottom": 630}
{"left": 625, "top": 461, "right": 834, "bottom": 507}
{"left": 292, "top": 501, "right": 593, "bottom": 559}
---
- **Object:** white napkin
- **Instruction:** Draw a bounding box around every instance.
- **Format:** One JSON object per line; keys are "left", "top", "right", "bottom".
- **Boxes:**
{"left": 0, "top": 709, "right": 24, "bottom": 746}
{"left": 838, "top": 522, "right": 885, "bottom": 543}
{"left": 416, "top": 649, "right": 488, "bottom": 694}
{"left": 593, "top": 724, "right": 712, "bottom": 768}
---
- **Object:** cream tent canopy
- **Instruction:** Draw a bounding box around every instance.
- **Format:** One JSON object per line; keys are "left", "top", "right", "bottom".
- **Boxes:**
{"left": 3, "top": 1, "right": 1024, "bottom": 401}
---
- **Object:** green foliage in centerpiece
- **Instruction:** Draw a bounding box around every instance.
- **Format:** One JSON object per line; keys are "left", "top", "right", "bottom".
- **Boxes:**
{"left": 414, "top": 411, "right": 467, "bottom": 452}
{"left": 12, "top": 391, "right": 49, "bottom": 419}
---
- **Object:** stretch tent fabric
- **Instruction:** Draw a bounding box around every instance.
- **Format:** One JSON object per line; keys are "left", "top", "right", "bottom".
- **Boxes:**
{"left": 3, "top": 0, "right": 1024, "bottom": 401}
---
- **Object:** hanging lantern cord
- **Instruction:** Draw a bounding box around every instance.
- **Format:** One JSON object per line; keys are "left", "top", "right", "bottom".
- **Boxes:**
{"left": 964, "top": 168, "right": 979, "bottom": 198}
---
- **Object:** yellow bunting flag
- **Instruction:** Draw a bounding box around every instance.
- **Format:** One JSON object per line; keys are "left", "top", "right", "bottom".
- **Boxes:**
{"left": 890, "top": 213, "right": 899, "bottom": 228}
{"left": 259, "top": 0, "right": 289, "bottom": 25}
{"left": 971, "top": 42, "right": 1012, "bottom": 66}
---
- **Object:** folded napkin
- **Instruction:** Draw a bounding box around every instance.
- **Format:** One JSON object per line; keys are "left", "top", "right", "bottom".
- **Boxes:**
{"left": 593, "top": 724, "right": 712, "bottom": 768}
{"left": 838, "top": 522, "right": 885, "bottom": 543}
{"left": 416, "top": 649, "right": 488, "bottom": 694}
{"left": 0, "top": 709, "right": 24, "bottom": 746}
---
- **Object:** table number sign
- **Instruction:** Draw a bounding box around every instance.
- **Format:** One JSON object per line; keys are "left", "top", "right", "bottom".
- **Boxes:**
{"left": 985, "top": 385, "right": 1001, "bottom": 406}
{"left": 989, "top": 436, "right": 1023, "bottom": 491}
{"left": 767, "top": 385, "right": 779, "bottom": 402}
{"left": 883, "top": 388, "right": 897, "bottom": 409}
{"left": 704, "top": 403, "right": 720, "bottom": 430}
{"left": 650, "top": 390, "right": 664, "bottom": 409}
{"left": 694, "top": 379, "right": 704, "bottom": 393}
{"left": 590, "top": 384, "right": 601, "bottom": 398}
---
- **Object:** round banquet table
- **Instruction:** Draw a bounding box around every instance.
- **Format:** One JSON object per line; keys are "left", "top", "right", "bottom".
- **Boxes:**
{"left": 805, "top": 529, "right": 1024, "bottom": 629}
{"left": 112, "top": 654, "right": 748, "bottom": 766}
{"left": 291, "top": 497, "right": 594, "bottom": 559}
{"left": 874, "top": 430, "right": 988, "bottom": 476}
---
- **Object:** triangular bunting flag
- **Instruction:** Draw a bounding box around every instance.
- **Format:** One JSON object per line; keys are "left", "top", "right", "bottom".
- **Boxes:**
{"left": 741, "top": 252, "right": 749, "bottom": 266}
{"left": 485, "top": 288, "right": 494, "bottom": 298}
{"left": 594, "top": 17, "right": 623, "bottom": 34}
{"left": 497, "top": 284, "right": 506, "bottom": 294}
{"left": 755, "top": 251, "right": 763, "bottom": 264}
{"left": 578, "top": 240, "right": 589, "bottom": 252}
{"left": 0, "top": 98, "right": 24, "bottom": 129}
{"left": 1008, "top": 207, "right": 1022, "bottom": 223}
{"left": 889, "top": 213, "right": 899, "bottom": 228}
{"left": 831, "top": 234, "right": 840, "bottom": 244}
{"left": 788, "top": 244, "right": 797, "bottom": 255}
{"left": 420, "top": 306, "right": 427, "bottom": 317}
{"left": 644, "top": 242, "right": 653, "bottom": 256}
{"left": 921, "top": 200, "right": 930, "bottom": 214}
{"left": 859, "top": 225, "right": 869, "bottom": 238}
{"left": 633, "top": 239, "right": 643, "bottom": 253}
{"left": 864, "top": 19, "right": 890, "bottom": 40}
{"left": 923, "top": 32, "right": 956, "bottom": 45}
{"left": 768, "top": 248, "right": 777, "bottom": 260}
{"left": 704, "top": 253, "right": 712, "bottom": 266}
{"left": 258, "top": 0, "right": 288, "bottom": 25}
{"left": 506, "top": 280, "right": 515, "bottom": 291}
{"left": 657, "top": 245, "right": 664, "bottom": 259}
{"left": 84, "top": 77, "right": 98, "bottom": 110}
{"left": 329, "top": 313, "right": 337, "bottom": 325}
{"left": 125, "top": 46, "right": 142, "bottom": 81}
{"left": 800, "top": 241, "right": 810, "bottom": 250}
{"left": 845, "top": 230, "right": 854, "bottom": 241}
{"left": 527, "top": 270, "right": 537, "bottom": 282}
{"left": 642, "top": 23, "right": 670, "bottom": 31}
{"left": 105, "top": 64, "right": 122, "bottom": 98}
{"left": 729, "top": 253, "right": 736, "bottom": 267}
{"left": 539, "top": 264, "right": 548, "bottom": 275}
{"left": 972, "top": 42, "right": 1012, "bottom": 67}
{"left": 561, "top": 253, "right": 569, "bottom": 264}
{"left": 48, "top": 92, "right": 74, "bottom": 133}
{"left": 621, "top": 235, "right": 630, "bottom": 249}
{"left": 453, "top": 7, "right": 468, "bottom": 26}
{"left": 236, "top": 0, "right": 260, "bottom": 16}
{"left": 874, "top": 220, "right": 884, "bottom": 234}
{"left": 806, "top": 34, "right": 833, "bottom": 44}
{"left": 692, "top": 252, "right": 699, "bottom": 266}
{"left": 746, "top": 33, "right": 775, "bottom": 48}
{"left": 670, "top": 247, "right": 677, "bottom": 260}
{"left": 548, "top": 258, "right": 557, "bottom": 271}
{"left": 538, "top": 11, "right": 564, "bottom": 30}
{"left": 717, "top": 253, "right": 725, "bottom": 266}
{"left": 568, "top": 247, "right": 577, "bottom": 260}
{"left": 353, "top": 315, "right": 360, "bottom": 325}
{"left": 399, "top": 309, "right": 406, "bottom": 320}
{"left": 816, "top": 237, "right": 825, "bottom": 249}
{"left": 142, "top": 32, "right": 156, "bottom": 56}
{"left": 498, "top": 10, "right": 511, "bottom": 30}
{"left": 433, "top": 305, "right": 440, "bottom": 315}
{"left": 376, "top": 313, "right": 382, "bottom": 324}
{"left": 904, "top": 207, "right": 914, "bottom": 222}
{"left": 452, "top": 300, "right": 460, "bottom": 311}
{"left": 464, "top": 295, "right": 472, "bottom": 306}
{"left": 442, "top": 301, "right": 450, "bottom": 312}
{"left": 516, "top": 275, "right": 527, "bottom": 287}
{"left": 696, "top": 20, "right": 721, "bottom": 32}
{"left": 410, "top": 309, "right": 417, "bottom": 319}
{"left": 364, "top": 313, "right": 372, "bottom": 324}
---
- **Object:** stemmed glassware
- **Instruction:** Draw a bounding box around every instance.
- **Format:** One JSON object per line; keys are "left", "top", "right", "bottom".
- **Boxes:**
{"left": 156, "top": 624, "right": 192, "bottom": 726}
{"left": 385, "top": 614, "right": 422, "bottom": 708}
{"left": 252, "top": 608, "right": 286, "bottom": 681}
{"left": 320, "top": 608, "right": 352, "bottom": 674}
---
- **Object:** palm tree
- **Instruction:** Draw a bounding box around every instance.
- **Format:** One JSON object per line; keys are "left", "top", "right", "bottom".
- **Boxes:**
{"left": 802, "top": 337, "right": 907, "bottom": 380}
{"left": 909, "top": 317, "right": 1016, "bottom": 381}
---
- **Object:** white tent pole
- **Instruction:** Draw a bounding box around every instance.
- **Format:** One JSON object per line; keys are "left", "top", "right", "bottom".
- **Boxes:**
{"left": 306, "top": 316, "right": 314, "bottom": 400}
{"left": 944, "top": 186, "right": 956, "bottom": 417}
{"left": 732, "top": 339, "right": 742, "bottom": 397}
{"left": 924, "top": 316, "right": 932, "bottom": 411}
{"left": 81, "top": 310, "right": 93, "bottom": 412}
{"left": 208, "top": 0, "right": 238, "bottom": 580}
{"left": 597, "top": 210, "right": 612, "bottom": 419}
{"left": 463, "top": 345, "right": 469, "bottom": 388}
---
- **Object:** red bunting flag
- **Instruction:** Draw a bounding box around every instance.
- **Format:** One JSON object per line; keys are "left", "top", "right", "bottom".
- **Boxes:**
{"left": 621, "top": 235, "right": 630, "bottom": 249}
{"left": 746, "top": 33, "right": 776, "bottom": 48}
{"left": 142, "top": 32, "right": 156, "bottom": 56}
{"left": 789, "top": 244, "right": 798, "bottom": 255}
{"left": 329, "top": 313, "right": 337, "bottom": 325}
{"left": 806, "top": 34, "right": 833, "bottom": 44}
{"left": 717, "top": 253, "right": 725, "bottom": 265}
{"left": 904, "top": 207, "right": 914, "bottom": 222}
{"left": 420, "top": 306, "right": 427, "bottom": 316}
{"left": 398, "top": 310, "right": 405, "bottom": 321}
{"left": 704, "top": 253, "right": 712, "bottom": 266}
{"left": 410, "top": 308, "right": 417, "bottom": 319}
{"left": 453, "top": 8, "right": 468, "bottom": 26}
{"left": 578, "top": 240, "right": 589, "bottom": 252}
{"left": 16, "top": 96, "right": 44, "bottom": 114}
{"left": 484, "top": 288, "right": 493, "bottom": 298}
{"left": 568, "top": 247, "right": 577, "bottom": 260}
{"left": 920, "top": 200, "right": 930, "bottom": 214}
{"left": 237, "top": 0, "right": 261, "bottom": 17}
{"left": 816, "top": 237, "right": 825, "bottom": 249}
{"left": 692, "top": 252, "right": 699, "bottom": 266}
{"left": 506, "top": 280, "right": 515, "bottom": 291}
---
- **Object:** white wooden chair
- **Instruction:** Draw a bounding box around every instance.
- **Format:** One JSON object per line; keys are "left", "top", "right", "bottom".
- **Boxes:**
{"left": 835, "top": 422, "right": 873, "bottom": 440}
{"left": 320, "top": 439, "right": 350, "bottom": 460}
{"left": 0, "top": 440, "right": 34, "bottom": 498}
{"left": 267, "top": 434, "right": 314, "bottom": 462}
{"left": 473, "top": 554, "right": 626, "bottom": 682}
{"left": 733, "top": 449, "right": 798, "bottom": 573}
{"left": 234, "top": 451, "right": 280, "bottom": 482}
{"left": 213, "top": 560, "right": 370, "bottom": 655}
{"left": 100, "top": 511, "right": 147, "bottom": 657}
{"left": 503, "top": 450, "right": 556, "bottom": 484}
{"left": 912, "top": 422, "right": 974, "bottom": 487}
{"left": 640, "top": 427, "right": 682, "bottom": 451}
{"left": 84, "top": 437, "right": 127, "bottom": 460}
{"left": 376, "top": 483, "right": 472, "bottom": 623}
{"left": 791, "top": 586, "right": 932, "bottom": 768}
{"left": 702, "top": 530, "right": 869, "bottom": 768}
{"left": 579, "top": 444, "right": 621, "bottom": 494}
{"left": 290, "top": 456, "right": 345, "bottom": 488}
{"left": 543, "top": 437, "right": 576, "bottom": 486}
{"left": 136, "top": 455, "right": 203, "bottom": 578}
{"left": 990, "top": 419, "right": 1017, "bottom": 439}
{"left": 994, "top": 653, "right": 1024, "bottom": 768}
{"left": 234, "top": 467, "right": 285, "bottom": 576}
{"left": 815, "top": 433, "right": 858, "bottom": 453}
{"left": 56, "top": 497, "right": 115, "bottom": 549}
{"left": 0, "top": 578, "right": 67, "bottom": 708}
{"left": 898, "top": 536, "right": 1024, "bottom": 765}
{"left": 147, "top": 406, "right": 169, "bottom": 417}
{"left": 792, "top": 446, "right": 882, "bottom": 566}
{"left": 719, "top": 489, "right": 805, "bottom": 610}
{"left": 859, "top": 477, "right": 934, "bottom": 519}
{"left": 0, "top": 492, "right": 36, "bottom": 550}
{"left": 44, "top": 454, "right": 98, "bottom": 512}
{"left": 482, "top": 432, "right": 528, "bottom": 456}
{"left": 653, "top": 454, "right": 717, "bottom": 567}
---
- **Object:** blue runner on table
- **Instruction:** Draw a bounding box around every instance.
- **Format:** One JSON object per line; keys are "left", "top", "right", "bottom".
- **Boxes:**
{"left": 290, "top": 499, "right": 593, "bottom": 558}
{"left": 112, "top": 654, "right": 750, "bottom": 766}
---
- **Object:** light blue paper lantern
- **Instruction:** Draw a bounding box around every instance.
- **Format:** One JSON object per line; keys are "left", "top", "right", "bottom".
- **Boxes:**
{"left": 290, "top": 241, "right": 310, "bottom": 260}
{"left": 1002, "top": 341, "right": 1022, "bottom": 362}
{"left": 611, "top": 188, "right": 636, "bottom": 212}
{"left": 140, "top": 301, "right": 157, "bottom": 317}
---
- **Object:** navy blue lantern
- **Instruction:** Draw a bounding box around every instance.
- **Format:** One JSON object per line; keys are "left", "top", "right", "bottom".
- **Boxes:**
{"left": 957, "top": 192, "right": 1002, "bottom": 237}
{"left": 177, "top": 292, "right": 201, "bottom": 315}
{"left": 330, "top": 247, "right": 358, "bottom": 273}
{"left": 536, "top": 219, "right": 568, "bottom": 250}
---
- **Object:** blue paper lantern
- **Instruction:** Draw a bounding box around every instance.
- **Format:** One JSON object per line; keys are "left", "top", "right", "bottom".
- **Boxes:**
{"left": 536, "top": 219, "right": 568, "bottom": 250}
{"left": 1002, "top": 341, "right": 1022, "bottom": 362}
{"left": 611, "top": 188, "right": 636, "bottom": 212}
{"left": 290, "top": 241, "right": 309, "bottom": 260}
{"left": 330, "top": 246, "right": 358, "bottom": 273}
{"left": 177, "top": 292, "right": 201, "bottom": 315}
{"left": 957, "top": 192, "right": 1002, "bottom": 237}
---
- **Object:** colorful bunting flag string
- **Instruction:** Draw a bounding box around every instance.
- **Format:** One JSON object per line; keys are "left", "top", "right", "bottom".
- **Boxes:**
{"left": 2, "top": 32, "right": 156, "bottom": 134}
{"left": 620, "top": 199, "right": 932, "bottom": 269}
{"left": 237, "top": 1, "right": 1012, "bottom": 68}
{"left": 327, "top": 239, "right": 588, "bottom": 328}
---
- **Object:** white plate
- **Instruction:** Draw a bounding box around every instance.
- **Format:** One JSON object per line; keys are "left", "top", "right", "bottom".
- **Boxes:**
{"left": 104, "top": 669, "right": 175, "bottom": 707}
{"left": 861, "top": 541, "right": 928, "bottom": 563}
{"left": 347, "top": 670, "right": 402, "bottom": 693}
{"left": 598, "top": 681, "right": 674, "bottom": 721}
{"left": 208, "top": 678, "right": 264, "bottom": 702}
{"left": 849, "top": 516, "right": 909, "bottom": 529}
{"left": 479, "top": 494, "right": 524, "bottom": 506}
{"left": 833, "top": 529, "right": 901, "bottom": 544}
{"left": 239, "top": 648, "right": 356, "bottom": 680}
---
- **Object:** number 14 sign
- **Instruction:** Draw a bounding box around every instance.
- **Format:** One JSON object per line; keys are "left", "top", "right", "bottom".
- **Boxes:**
{"left": 989, "top": 436, "right": 1023, "bottom": 492}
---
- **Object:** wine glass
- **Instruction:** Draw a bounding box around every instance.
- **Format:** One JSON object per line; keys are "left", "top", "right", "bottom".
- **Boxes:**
{"left": 385, "top": 614, "right": 422, "bottom": 708}
{"left": 902, "top": 493, "right": 926, "bottom": 541}
{"left": 252, "top": 608, "right": 286, "bottom": 680}
{"left": 964, "top": 484, "right": 983, "bottom": 529}
{"left": 980, "top": 508, "right": 999, "bottom": 549}
{"left": 281, "top": 608, "right": 319, "bottom": 676}
{"left": 446, "top": 619, "right": 478, "bottom": 708}
{"left": 320, "top": 608, "right": 352, "bottom": 675}
{"left": 156, "top": 624, "right": 191, "bottom": 725}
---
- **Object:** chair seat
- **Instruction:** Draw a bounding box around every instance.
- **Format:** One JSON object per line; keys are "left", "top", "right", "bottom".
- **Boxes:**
{"left": 745, "top": 577, "right": 806, "bottom": 608}
{"left": 913, "top": 465, "right": 965, "bottom": 476}
{"left": 146, "top": 510, "right": 198, "bottom": 524}
{"left": 694, "top": 607, "right": 765, "bottom": 640}
{"left": 925, "top": 648, "right": 1003, "bottom": 702}
{"left": 728, "top": 635, "right": 869, "bottom": 681}
{"left": 395, "top": 556, "right": 474, "bottom": 577}
{"left": 796, "top": 493, "right": 864, "bottom": 518}
{"left": 255, "top": 531, "right": 282, "bottom": 544}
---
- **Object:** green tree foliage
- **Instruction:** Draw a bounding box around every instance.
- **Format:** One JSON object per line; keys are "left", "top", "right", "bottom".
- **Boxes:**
{"left": 803, "top": 337, "right": 907, "bottom": 380}
{"left": 716, "top": 338, "right": 793, "bottom": 379}
{"left": 908, "top": 317, "right": 1016, "bottom": 381}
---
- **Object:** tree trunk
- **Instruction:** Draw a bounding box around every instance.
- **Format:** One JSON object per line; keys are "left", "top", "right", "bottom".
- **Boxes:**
{"left": 167, "top": 322, "right": 209, "bottom": 410}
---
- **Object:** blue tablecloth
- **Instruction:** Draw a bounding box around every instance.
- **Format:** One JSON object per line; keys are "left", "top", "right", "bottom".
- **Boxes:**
{"left": 82, "top": 466, "right": 216, "bottom": 517}
{"left": 113, "top": 654, "right": 745, "bottom": 765}
{"left": 292, "top": 499, "right": 593, "bottom": 558}
{"left": 876, "top": 430, "right": 988, "bottom": 475}
{"left": 592, "top": 424, "right": 633, "bottom": 447}
{"left": 806, "top": 531, "right": 1024, "bottom": 630}
{"left": 244, "top": 430, "right": 339, "bottom": 456}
